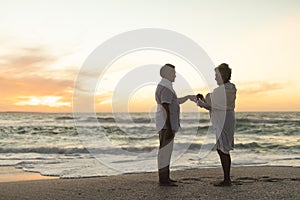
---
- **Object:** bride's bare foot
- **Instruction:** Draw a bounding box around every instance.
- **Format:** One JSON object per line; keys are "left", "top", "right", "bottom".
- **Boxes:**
{"left": 213, "top": 180, "right": 232, "bottom": 187}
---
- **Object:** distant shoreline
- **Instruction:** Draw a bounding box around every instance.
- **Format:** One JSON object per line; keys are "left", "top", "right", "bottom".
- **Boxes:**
{"left": 1, "top": 111, "right": 300, "bottom": 114}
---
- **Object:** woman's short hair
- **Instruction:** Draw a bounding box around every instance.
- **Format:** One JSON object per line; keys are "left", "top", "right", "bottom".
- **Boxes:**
{"left": 160, "top": 63, "right": 175, "bottom": 78}
{"left": 215, "top": 63, "right": 232, "bottom": 83}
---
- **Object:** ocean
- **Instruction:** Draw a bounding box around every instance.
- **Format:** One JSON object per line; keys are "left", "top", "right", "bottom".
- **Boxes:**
{"left": 0, "top": 112, "right": 299, "bottom": 178}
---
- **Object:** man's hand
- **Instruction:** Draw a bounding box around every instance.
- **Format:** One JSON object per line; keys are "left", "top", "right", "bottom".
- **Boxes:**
{"left": 188, "top": 95, "right": 197, "bottom": 103}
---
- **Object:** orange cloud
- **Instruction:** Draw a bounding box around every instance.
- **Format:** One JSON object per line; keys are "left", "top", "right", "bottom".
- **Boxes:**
{"left": 0, "top": 47, "right": 57, "bottom": 77}
{"left": 236, "top": 81, "right": 300, "bottom": 111}
{"left": 237, "top": 81, "right": 286, "bottom": 95}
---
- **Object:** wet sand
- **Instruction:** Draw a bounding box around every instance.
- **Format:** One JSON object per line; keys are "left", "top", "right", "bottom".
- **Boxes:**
{"left": 0, "top": 167, "right": 58, "bottom": 183}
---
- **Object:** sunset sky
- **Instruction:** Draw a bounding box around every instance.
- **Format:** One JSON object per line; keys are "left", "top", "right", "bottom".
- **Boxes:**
{"left": 1, "top": 0, "right": 300, "bottom": 112}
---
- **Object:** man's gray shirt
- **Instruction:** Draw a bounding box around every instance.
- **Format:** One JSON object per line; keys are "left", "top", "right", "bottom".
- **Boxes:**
{"left": 155, "top": 78, "right": 180, "bottom": 132}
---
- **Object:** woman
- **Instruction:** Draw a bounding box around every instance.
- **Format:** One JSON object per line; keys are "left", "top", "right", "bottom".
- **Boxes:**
{"left": 195, "top": 63, "right": 237, "bottom": 187}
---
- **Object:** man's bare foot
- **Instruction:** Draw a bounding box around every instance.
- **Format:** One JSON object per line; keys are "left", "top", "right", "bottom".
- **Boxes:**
{"left": 159, "top": 181, "right": 178, "bottom": 187}
{"left": 169, "top": 178, "right": 177, "bottom": 183}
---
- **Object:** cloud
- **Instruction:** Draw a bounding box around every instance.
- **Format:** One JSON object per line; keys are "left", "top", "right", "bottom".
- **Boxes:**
{"left": 237, "top": 81, "right": 285, "bottom": 95}
{"left": 0, "top": 75, "right": 74, "bottom": 96}
{"left": 0, "top": 46, "right": 57, "bottom": 76}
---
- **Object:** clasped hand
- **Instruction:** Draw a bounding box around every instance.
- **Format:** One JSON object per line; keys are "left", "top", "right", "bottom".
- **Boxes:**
{"left": 187, "top": 94, "right": 204, "bottom": 103}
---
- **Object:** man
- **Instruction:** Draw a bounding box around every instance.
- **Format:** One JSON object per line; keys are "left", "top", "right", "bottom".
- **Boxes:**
{"left": 155, "top": 63, "right": 191, "bottom": 187}
{"left": 194, "top": 63, "right": 237, "bottom": 187}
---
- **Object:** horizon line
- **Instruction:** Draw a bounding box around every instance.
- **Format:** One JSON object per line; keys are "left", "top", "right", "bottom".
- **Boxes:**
{"left": 1, "top": 111, "right": 300, "bottom": 114}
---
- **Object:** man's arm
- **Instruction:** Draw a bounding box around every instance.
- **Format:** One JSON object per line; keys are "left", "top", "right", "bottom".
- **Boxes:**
{"left": 162, "top": 103, "right": 172, "bottom": 130}
{"left": 177, "top": 95, "right": 193, "bottom": 104}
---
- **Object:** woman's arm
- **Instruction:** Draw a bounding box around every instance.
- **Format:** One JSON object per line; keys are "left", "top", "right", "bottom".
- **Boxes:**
{"left": 197, "top": 100, "right": 211, "bottom": 110}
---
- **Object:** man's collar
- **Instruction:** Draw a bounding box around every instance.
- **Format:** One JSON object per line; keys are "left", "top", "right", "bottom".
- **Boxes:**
{"left": 160, "top": 78, "right": 172, "bottom": 85}
{"left": 159, "top": 78, "right": 175, "bottom": 94}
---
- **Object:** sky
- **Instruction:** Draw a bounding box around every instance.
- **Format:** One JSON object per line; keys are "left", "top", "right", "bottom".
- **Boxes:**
{"left": 0, "top": 0, "right": 300, "bottom": 112}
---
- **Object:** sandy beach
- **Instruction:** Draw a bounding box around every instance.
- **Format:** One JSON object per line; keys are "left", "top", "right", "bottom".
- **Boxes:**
{"left": 0, "top": 166, "right": 299, "bottom": 200}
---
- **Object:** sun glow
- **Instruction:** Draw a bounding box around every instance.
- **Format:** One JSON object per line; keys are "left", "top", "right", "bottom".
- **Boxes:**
{"left": 15, "top": 96, "right": 70, "bottom": 107}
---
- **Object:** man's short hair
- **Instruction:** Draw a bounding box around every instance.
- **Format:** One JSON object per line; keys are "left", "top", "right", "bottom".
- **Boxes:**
{"left": 215, "top": 63, "right": 232, "bottom": 83}
{"left": 160, "top": 63, "right": 175, "bottom": 78}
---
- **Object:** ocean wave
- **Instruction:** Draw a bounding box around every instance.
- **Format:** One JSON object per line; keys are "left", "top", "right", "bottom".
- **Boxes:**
{"left": 0, "top": 126, "right": 77, "bottom": 135}
{"left": 0, "top": 147, "right": 89, "bottom": 154}
{"left": 235, "top": 142, "right": 300, "bottom": 150}
{"left": 237, "top": 118, "right": 300, "bottom": 124}
{"left": 121, "top": 146, "right": 157, "bottom": 153}
{"left": 0, "top": 146, "right": 159, "bottom": 154}
{"left": 86, "top": 117, "right": 153, "bottom": 124}
{"left": 0, "top": 143, "right": 299, "bottom": 156}
{"left": 197, "top": 125, "right": 210, "bottom": 130}
{"left": 235, "top": 142, "right": 262, "bottom": 149}
{"left": 198, "top": 119, "right": 211, "bottom": 123}
{"left": 96, "top": 117, "right": 115, "bottom": 123}
{"left": 132, "top": 118, "right": 152, "bottom": 123}
{"left": 55, "top": 116, "right": 74, "bottom": 120}
{"left": 176, "top": 142, "right": 300, "bottom": 151}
